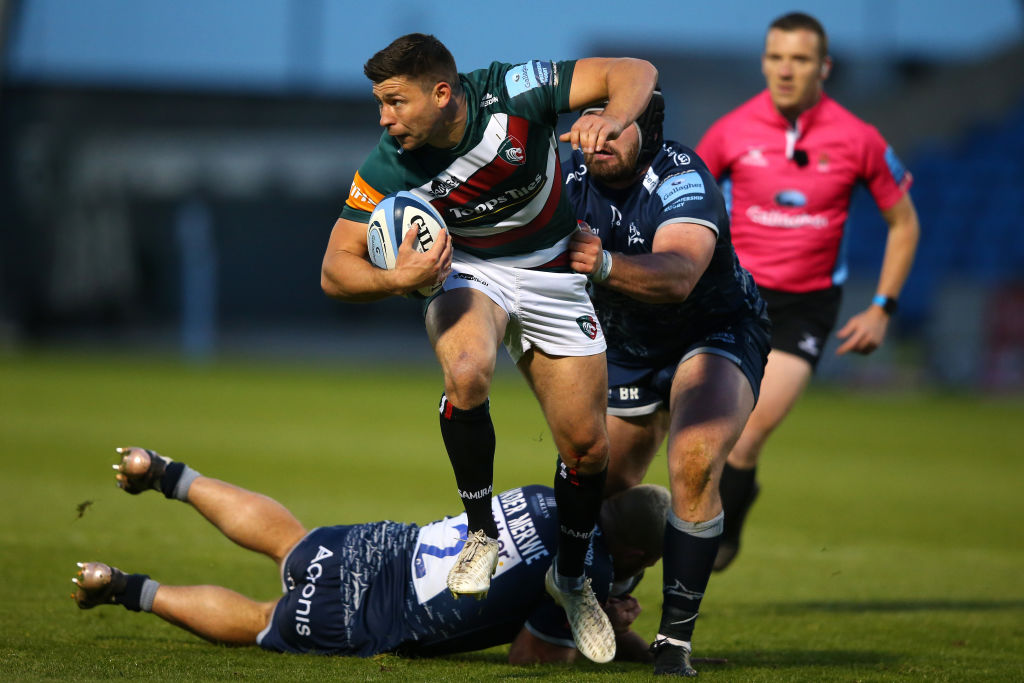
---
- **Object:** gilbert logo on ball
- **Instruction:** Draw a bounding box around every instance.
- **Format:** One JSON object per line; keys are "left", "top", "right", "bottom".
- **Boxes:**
{"left": 367, "top": 190, "right": 447, "bottom": 297}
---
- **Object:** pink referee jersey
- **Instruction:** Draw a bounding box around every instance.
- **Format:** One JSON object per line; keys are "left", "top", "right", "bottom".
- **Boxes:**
{"left": 696, "top": 90, "right": 912, "bottom": 293}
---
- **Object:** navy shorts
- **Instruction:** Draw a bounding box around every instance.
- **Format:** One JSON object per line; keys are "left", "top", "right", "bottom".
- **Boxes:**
{"left": 607, "top": 315, "right": 771, "bottom": 416}
{"left": 258, "top": 526, "right": 360, "bottom": 654}
{"left": 257, "top": 522, "right": 417, "bottom": 656}
{"left": 759, "top": 286, "right": 842, "bottom": 370}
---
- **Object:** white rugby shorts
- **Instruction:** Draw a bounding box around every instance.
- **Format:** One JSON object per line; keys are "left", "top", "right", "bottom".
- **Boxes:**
{"left": 439, "top": 237, "right": 606, "bottom": 363}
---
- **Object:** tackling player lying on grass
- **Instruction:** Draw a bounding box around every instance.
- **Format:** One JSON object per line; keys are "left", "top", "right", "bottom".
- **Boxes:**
{"left": 70, "top": 447, "right": 668, "bottom": 664}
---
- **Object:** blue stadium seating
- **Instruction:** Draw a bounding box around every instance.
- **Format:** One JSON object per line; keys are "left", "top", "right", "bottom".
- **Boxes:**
{"left": 844, "top": 97, "right": 1024, "bottom": 330}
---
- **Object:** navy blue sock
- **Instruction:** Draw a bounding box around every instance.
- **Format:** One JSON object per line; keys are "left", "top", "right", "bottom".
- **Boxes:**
{"left": 160, "top": 462, "right": 186, "bottom": 499}
{"left": 439, "top": 394, "right": 498, "bottom": 538}
{"left": 553, "top": 458, "right": 607, "bottom": 581}
{"left": 115, "top": 573, "right": 152, "bottom": 612}
{"left": 659, "top": 512, "right": 723, "bottom": 641}
{"left": 720, "top": 463, "right": 757, "bottom": 541}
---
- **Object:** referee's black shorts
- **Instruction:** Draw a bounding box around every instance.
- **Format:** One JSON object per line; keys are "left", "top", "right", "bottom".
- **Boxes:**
{"left": 758, "top": 286, "right": 842, "bottom": 370}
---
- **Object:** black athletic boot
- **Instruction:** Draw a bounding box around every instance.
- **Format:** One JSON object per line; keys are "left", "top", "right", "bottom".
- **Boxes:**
{"left": 651, "top": 637, "right": 698, "bottom": 677}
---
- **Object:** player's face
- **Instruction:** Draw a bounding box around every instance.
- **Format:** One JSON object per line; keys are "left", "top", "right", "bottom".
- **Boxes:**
{"left": 372, "top": 76, "right": 444, "bottom": 151}
{"left": 762, "top": 28, "right": 829, "bottom": 119}
{"left": 583, "top": 116, "right": 641, "bottom": 188}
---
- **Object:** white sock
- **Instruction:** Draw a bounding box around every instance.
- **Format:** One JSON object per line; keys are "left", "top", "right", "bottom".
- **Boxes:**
{"left": 655, "top": 634, "right": 691, "bottom": 651}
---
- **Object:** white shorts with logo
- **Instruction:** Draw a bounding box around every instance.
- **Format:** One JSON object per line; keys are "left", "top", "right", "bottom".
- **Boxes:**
{"left": 436, "top": 237, "right": 606, "bottom": 364}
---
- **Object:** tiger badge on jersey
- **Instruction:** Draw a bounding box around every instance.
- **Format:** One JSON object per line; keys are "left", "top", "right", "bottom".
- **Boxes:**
{"left": 576, "top": 315, "right": 599, "bottom": 340}
{"left": 497, "top": 136, "right": 526, "bottom": 165}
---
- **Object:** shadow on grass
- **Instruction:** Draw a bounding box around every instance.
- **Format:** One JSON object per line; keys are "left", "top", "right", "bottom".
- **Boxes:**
{"left": 764, "top": 599, "right": 1024, "bottom": 613}
{"left": 711, "top": 648, "right": 903, "bottom": 668}
{"left": 427, "top": 650, "right": 653, "bottom": 677}
{"left": 431, "top": 648, "right": 903, "bottom": 674}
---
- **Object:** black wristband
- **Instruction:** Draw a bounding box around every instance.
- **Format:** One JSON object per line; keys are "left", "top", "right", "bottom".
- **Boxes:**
{"left": 872, "top": 294, "right": 898, "bottom": 315}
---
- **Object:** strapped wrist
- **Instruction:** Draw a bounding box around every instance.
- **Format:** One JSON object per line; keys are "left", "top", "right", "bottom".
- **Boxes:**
{"left": 590, "top": 250, "right": 613, "bottom": 283}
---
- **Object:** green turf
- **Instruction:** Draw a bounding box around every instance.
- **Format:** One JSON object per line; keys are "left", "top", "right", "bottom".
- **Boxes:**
{"left": 1, "top": 350, "right": 1022, "bottom": 681}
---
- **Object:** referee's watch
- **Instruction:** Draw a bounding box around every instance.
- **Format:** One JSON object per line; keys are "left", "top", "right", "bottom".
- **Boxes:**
{"left": 872, "top": 294, "right": 899, "bottom": 316}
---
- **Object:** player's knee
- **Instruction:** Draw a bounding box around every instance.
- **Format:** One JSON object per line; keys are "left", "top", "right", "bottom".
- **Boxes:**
{"left": 670, "top": 439, "right": 719, "bottom": 497}
{"left": 442, "top": 354, "right": 493, "bottom": 407}
{"left": 559, "top": 432, "right": 609, "bottom": 474}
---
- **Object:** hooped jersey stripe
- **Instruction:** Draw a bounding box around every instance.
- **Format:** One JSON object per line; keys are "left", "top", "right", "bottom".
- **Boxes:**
{"left": 480, "top": 135, "right": 558, "bottom": 232}
{"left": 455, "top": 233, "right": 570, "bottom": 270}
{"left": 526, "top": 250, "right": 570, "bottom": 272}
{"left": 451, "top": 138, "right": 562, "bottom": 249}
{"left": 425, "top": 114, "right": 529, "bottom": 212}
{"left": 415, "top": 114, "right": 548, "bottom": 237}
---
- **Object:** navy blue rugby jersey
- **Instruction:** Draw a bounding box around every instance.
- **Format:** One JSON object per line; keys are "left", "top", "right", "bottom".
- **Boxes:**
{"left": 399, "top": 484, "right": 615, "bottom": 656}
{"left": 258, "top": 485, "right": 616, "bottom": 656}
{"left": 563, "top": 141, "right": 768, "bottom": 368}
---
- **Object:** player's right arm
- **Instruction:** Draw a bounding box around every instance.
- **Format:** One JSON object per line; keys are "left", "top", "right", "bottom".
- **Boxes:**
{"left": 507, "top": 595, "right": 651, "bottom": 664}
{"left": 320, "top": 216, "right": 451, "bottom": 301}
{"left": 605, "top": 595, "right": 655, "bottom": 662}
{"left": 570, "top": 220, "right": 716, "bottom": 303}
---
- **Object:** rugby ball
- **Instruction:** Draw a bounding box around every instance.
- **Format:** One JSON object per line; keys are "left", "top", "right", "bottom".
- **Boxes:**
{"left": 367, "top": 190, "right": 446, "bottom": 297}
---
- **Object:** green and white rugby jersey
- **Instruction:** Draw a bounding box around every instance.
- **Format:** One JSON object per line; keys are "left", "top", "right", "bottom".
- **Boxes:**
{"left": 342, "top": 60, "right": 578, "bottom": 266}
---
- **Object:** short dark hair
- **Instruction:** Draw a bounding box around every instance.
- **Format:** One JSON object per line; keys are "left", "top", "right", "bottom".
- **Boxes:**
{"left": 768, "top": 12, "right": 829, "bottom": 60}
{"left": 363, "top": 33, "right": 459, "bottom": 89}
{"left": 635, "top": 88, "right": 665, "bottom": 169}
{"left": 600, "top": 484, "right": 670, "bottom": 560}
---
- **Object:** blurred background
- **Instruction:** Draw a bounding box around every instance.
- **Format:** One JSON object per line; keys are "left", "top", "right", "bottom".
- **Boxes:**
{"left": 2, "top": 0, "right": 1022, "bottom": 390}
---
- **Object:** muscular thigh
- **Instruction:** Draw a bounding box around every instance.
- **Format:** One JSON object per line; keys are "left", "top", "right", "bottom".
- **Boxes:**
{"left": 519, "top": 349, "right": 608, "bottom": 469}
{"left": 425, "top": 288, "right": 508, "bottom": 405}
{"left": 745, "top": 349, "right": 813, "bottom": 436}
{"left": 666, "top": 353, "right": 756, "bottom": 518}
{"left": 667, "top": 353, "right": 756, "bottom": 468}
{"left": 605, "top": 411, "right": 669, "bottom": 496}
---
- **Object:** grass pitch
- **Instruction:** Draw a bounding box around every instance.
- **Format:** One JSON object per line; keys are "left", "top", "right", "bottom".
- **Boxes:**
{"left": 1, "top": 349, "right": 1022, "bottom": 681}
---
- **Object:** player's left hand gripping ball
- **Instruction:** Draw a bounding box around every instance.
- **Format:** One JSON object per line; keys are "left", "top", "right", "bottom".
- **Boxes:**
{"left": 366, "top": 190, "right": 447, "bottom": 298}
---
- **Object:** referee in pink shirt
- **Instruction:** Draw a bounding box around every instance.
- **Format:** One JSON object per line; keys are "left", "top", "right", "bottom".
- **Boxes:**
{"left": 696, "top": 11, "right": 921, "bottom": 571}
